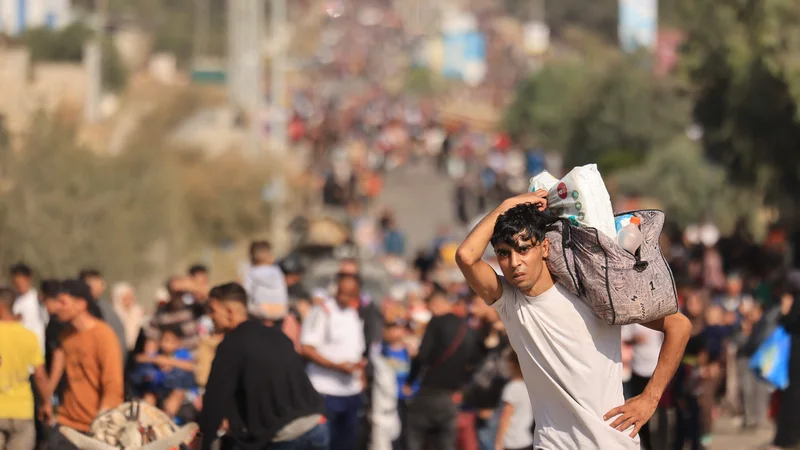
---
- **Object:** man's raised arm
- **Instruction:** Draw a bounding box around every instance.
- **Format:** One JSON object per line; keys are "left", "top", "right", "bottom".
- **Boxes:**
{"left": 456, "top": 191, "right": 547, "bottom": 305}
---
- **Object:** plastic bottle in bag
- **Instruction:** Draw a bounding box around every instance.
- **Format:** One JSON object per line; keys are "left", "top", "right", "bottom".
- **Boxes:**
{"left": 617, "top": 216, "right": 643, "bottom": 254}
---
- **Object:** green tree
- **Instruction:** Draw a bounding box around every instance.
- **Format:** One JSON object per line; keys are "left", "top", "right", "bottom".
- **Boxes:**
{"left": 0, "top": 114, "right": 175, "bottom": 281}
{"left": 676, "top": 0, "right": 800, "bottom": 215}
{"left": 614, "top": 136, "right": 757, "bottom": 230}
{"left": 503, "top": 55, "right": 690, "bottom": 172}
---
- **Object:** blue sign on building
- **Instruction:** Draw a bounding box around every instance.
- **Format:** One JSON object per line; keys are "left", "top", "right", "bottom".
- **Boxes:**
{"left": 619, "top": 0, "right": 658, "bottom": 53}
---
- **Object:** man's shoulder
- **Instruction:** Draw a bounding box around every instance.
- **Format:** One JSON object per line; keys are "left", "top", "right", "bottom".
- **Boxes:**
{"left": 92, "top": 320, "right": 119, "bottom": 340}
{"left": 0, "top": 322, "right": 37, "bottom": 341}
{"left": 226, "top": 321, "right": 293, "bottom": 350}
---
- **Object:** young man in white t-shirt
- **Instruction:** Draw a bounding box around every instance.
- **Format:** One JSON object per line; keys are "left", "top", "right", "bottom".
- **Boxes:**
{"left": 455, "top": 191, "right": 691, "bottom": 450}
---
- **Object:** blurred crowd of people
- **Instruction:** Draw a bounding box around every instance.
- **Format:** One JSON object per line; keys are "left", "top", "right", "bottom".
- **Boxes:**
{"left": 1, "top": 205, "right": 798, "bottom": 450}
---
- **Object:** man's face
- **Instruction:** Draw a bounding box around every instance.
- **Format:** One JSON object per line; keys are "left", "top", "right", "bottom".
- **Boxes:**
{"left": 56, "top": 293, "right": 85, "bottom": 323}
{"left": 335, "top": 277, "right": 361, "bottom": 308}
{"left": 168, "top": 277, "right": 188, "bottom": 302}
{"left": 11, "top": 275, "right": 31, "bottom": 295}
{"left": 338, "top": 261, "right": 359, "bottom": 276}
{"left": 159, "top": 331, "right": 180, "bottom": 355}
{"left": 43, "top": 297, "right": 61, "bottom": 316}
{"left": 192, "top": 271, "right": 209, "bottom": 289}
{"left": 208, "top": 299, "right": 230, "bottom": 332}
{"left": 495, "top": 234, "right": 549, "bottom": 293}
{"left": 85, "top": 276, "right": 106, "bottom": 299}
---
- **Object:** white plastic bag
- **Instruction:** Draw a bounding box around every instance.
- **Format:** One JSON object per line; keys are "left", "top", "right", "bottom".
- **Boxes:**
{"left": 528, "top": 171, "right": 559, "bottom": 192}
{"left": 528, "top": 165, "right": 616, "bottom": 239}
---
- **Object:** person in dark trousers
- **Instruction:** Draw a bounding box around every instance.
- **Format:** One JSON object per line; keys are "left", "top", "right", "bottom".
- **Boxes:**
{"left": 404, "top": 288, "right": 479, "bottom": 450}
{"left": 773, "top": 271, "right": 800, "bottom": 450}
{"left": 199, "top": 282, "right": 328, "bottom": 450}
{"left": 300, "top": 273, "right": 367, "bottom": 450}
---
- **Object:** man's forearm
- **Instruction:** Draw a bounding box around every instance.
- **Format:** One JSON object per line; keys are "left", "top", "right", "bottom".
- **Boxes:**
{"left": 302, "top": 345, "right": 343, "bottom": 372}
{"left": 456, "top": 203, "right": 507, "bottom": 266}
{"left": 643, "top": 314, "right": 691, "bottom": 401}
{"left": 33, "top": 366, "right": 52, "bottom": 404}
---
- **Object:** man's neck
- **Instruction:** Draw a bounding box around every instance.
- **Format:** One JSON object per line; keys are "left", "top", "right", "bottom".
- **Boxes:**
{"left": 520, "top": 269, "right": 556, "bottom": 297}
{"left": 228, "top": 315, "right": 248, "bottom": 330}
{"left": 71, "top": 312, "right": 98, "bottom": 332}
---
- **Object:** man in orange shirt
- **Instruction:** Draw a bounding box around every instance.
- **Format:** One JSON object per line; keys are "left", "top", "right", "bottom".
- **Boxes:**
{"left": 48, "top": 280, "right": 123, "bottom": 449}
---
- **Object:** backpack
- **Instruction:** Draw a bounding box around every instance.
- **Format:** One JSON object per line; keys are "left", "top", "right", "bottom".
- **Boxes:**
{"left": 545, "top": 209, "right": 679, "bottom": 326}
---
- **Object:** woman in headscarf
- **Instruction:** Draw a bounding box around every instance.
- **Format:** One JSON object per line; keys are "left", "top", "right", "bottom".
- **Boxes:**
{"left": 112, "top": 282, "right": 144, "bottom": 351}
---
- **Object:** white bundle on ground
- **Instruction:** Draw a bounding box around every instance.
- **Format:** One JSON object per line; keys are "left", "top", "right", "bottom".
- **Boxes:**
{"left": 529, "top": 164, "right": 617, "bottom": 239}
{"left": 60, "top": 401, "right": 198, "bottom": 450}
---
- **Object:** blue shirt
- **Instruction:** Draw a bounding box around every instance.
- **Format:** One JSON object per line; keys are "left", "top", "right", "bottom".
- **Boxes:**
{"left": 382, "top": 343, "right": 418, "bottom": 399}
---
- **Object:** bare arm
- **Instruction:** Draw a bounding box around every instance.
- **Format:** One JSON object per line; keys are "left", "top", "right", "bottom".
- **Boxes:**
{"left": 639, "top": 312, "right": 692, "bottom": 402}
{"left": 33, "top": 365, "right": 54, "bottom": 424}
{"left": 494, "top": 402, "right": 515, "bottom": 450}
{"left": 606, "top": 312, "right": 692, "bottom": 436}
{"left": 33, "top": 364, "right": 52, "bottom": 404}
{"left": 156, "top": 355, "right": 195, "bottom": 372}
{"left": 48, "top": 348, "right": 65, "bottom": 394}
{"left": 301, "top": 345, "right": 351, "bottom": 375}
{"left": 99, "top": 330, "right": 125, "bottom": 412}
{"left": 135, "top": 339, "right": 159, "bottom": 363}
{"left": 456, "top": 191, "right": 548, "bottom": 305}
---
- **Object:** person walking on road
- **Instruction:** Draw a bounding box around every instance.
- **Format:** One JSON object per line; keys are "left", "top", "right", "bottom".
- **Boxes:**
{"left": 455, "top": 192, "right": 692, "bottom": 450}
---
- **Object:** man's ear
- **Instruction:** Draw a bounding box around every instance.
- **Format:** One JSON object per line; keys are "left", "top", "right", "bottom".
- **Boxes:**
{"left": 542, "top": 238, "right": 550, "bottom": 259}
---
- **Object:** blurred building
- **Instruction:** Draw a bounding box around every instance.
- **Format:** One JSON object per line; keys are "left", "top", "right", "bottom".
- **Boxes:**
{"left": 0, "top": 0, "right": 73, "bottom": 36}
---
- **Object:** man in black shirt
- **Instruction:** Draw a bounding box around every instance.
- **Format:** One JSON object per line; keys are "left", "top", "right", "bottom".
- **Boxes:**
{"left": 40, "top": 279, "right": 67, "bottom": 401}
{"left": 404, "top": 288, "right": 479, "bottom": 450}
{"left": 199, "top": 282, "right": 327, "bottom": 450}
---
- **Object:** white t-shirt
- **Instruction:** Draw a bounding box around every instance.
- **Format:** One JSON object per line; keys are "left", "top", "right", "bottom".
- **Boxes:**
{"left": 492, "top": 278, "right": 639, "bottom": 450}
{"left": 13, "top": 289, "right": 45, "bottom": 353}
{"left": 502, "top": 379, "right": 534, "bottom": 449}
{"left": 621, "top": 324, "right": 664, "bottom": 378}
{"left": 300, "top": 299, "right": 366, "bottom": 397}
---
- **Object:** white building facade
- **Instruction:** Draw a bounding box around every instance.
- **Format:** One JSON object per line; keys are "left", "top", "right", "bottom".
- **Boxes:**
{"left": 0, "top": 0, "right": 72, "bottom": 36}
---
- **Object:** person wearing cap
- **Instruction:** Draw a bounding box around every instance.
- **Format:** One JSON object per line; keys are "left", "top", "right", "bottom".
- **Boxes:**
{"left": 48, "top": 279, "right": 123, "bottom": 449}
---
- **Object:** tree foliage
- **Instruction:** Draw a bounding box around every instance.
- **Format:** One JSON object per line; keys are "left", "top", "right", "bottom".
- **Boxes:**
{"left": 0, "top": 89, "right": 275, "bottom": 284}
{"left": 503, "top": 55, "right": 690, "bottom": 172}
{"left": 614, "top": 136, "right": 756, "bottom": 230}
{"left": 677, "top": 0, "right": 800, "bottom": 214}
{"left": 0, "top": 114, "right": 175, "bottom": 281}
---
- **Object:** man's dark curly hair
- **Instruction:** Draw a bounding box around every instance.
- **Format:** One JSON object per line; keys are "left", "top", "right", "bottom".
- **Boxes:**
{"left": 490, "top": 203, "right": 550, "bottom": 248}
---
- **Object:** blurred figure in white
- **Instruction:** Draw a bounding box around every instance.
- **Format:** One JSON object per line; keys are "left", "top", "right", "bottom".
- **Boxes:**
{"left": 111, "top": 282, "right": 143, "bottom": 351}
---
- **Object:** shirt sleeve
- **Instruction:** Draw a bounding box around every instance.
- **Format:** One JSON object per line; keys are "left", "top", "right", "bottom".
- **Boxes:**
{"left": 97, "top": 326, "right": 124, "bottom": 409}
{"left": 14, "top": 298, "right": 46, "bottom": 352}
{"left": 491, "top": 276, "right": 516, "bottom": 318}
{"left": 199, "top": 336, "right": 241, "bottom": 450}
{"left": 25, "top": 329, "right": 45, "bottom": 368}
{"left": 300, "top": 306, "right": 328, "bottom": 347}
{"left": 175, "top": 349, "right": 194, "bottom": 361}
{"left": 502, "top": 381, "right": 527, "bottom": 406}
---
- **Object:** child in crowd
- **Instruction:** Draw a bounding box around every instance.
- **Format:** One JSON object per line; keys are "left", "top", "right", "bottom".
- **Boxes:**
{"left": 495, "top": 350, "right": 533, "bottom": 450}
{"left": 382, "top": 317, "right": 418, "bottom": 450}
{"left": 130, "top": 327, "right": 196, "bottom": 419}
